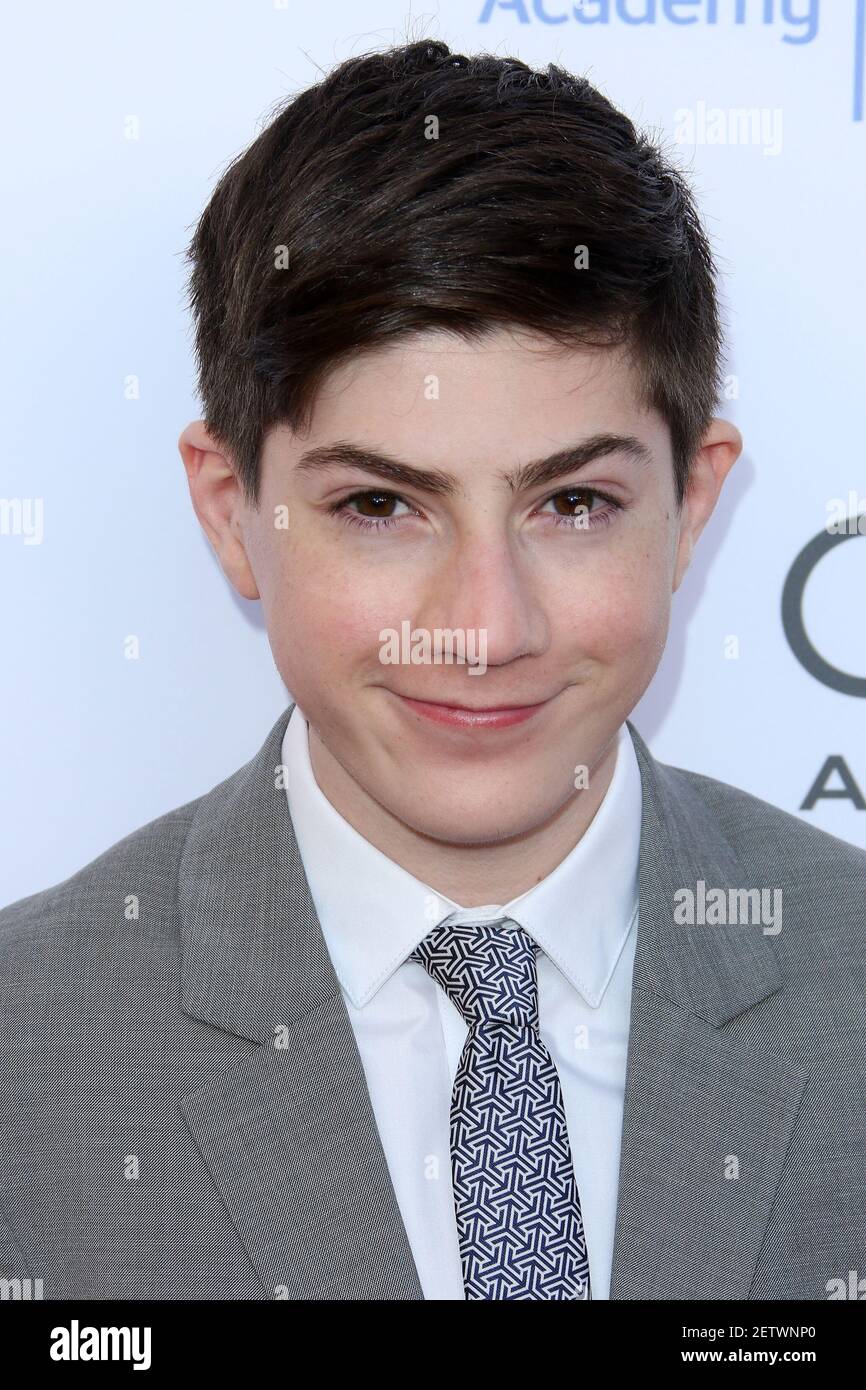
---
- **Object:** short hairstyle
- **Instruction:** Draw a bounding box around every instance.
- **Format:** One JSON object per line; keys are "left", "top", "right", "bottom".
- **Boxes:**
{"left": 183, "top": 39, "right": 726, "bottom": 509}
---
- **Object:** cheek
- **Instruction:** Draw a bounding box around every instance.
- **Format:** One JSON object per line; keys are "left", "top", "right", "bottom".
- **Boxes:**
{"left": 262, "top": 534, "right": 415, "bottom": 680}
{"left": 553, "top": 539, "right": 672, "bottom": 663}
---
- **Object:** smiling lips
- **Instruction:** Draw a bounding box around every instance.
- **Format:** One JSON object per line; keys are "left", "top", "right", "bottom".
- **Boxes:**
{"left": 394, "top": 693, "right": 552, "bottom": 729}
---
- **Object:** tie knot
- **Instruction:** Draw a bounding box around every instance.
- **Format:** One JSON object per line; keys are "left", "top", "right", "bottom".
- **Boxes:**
{"left": 409, "top": 917, "right": 540, "bottom": 1030}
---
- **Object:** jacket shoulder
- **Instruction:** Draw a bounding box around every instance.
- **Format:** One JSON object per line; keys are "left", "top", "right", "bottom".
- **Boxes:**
{"left": 656, "top": 755, "right": 866, "bottom": 877}
{"left": 0, "top": 794, "right": 201, "bottom": 965}
{"left": 0, "top": 709, "right": 291, "bottom": 987}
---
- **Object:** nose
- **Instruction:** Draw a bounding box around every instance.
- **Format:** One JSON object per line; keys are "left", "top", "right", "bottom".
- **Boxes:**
{"left": 411, "top": 531, "right": 551, "bottom": 670}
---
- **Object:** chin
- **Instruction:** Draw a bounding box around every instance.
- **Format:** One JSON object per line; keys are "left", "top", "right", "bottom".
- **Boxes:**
{"left": 391, "top": 791, "right": 554, "bottom": 848}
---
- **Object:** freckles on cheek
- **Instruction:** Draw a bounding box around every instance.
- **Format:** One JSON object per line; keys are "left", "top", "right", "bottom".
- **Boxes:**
{"left": 573, "top": 563, "right": 670, "bottom": 661}
{"left": 275, "top": 518, "right": 412, "bottom": 654}
{"left": 290, "top": 574, "right": 401, "bottom": 662}
{"left": 617, "top": 576, "right": 671, "bottom": 659}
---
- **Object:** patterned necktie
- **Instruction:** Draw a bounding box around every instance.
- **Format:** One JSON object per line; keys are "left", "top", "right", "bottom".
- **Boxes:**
{"left": 409, "top": 916, "right": 591, "bottom": 1300}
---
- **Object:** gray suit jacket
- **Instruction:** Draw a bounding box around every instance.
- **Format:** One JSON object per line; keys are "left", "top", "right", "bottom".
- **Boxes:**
{"left": 1, "top": 704, "right": 865, "bottom": 1300}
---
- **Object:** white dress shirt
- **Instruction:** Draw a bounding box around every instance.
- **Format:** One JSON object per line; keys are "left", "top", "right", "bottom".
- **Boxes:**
{"left": 280, "top": 704, "right": 642, "bottom": 1299}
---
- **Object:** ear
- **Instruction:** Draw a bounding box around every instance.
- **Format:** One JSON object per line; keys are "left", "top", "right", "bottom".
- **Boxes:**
{"left": 178, "top": 420, "right": 260, "bottom": 600}
{"left": 672, "top": 418, "right": 743, "bottom": 592}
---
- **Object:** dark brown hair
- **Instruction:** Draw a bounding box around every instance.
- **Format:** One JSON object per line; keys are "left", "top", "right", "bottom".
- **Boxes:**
{"left": 183, "top": 39, "right": 725, "bottom": 508}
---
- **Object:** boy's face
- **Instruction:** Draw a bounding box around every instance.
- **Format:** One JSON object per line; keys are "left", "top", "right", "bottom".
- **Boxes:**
{"left": 181, "top": 328, "right": 740, "bottom": 847}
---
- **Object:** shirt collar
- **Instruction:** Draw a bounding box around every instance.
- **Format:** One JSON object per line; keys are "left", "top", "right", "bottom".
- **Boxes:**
{"left": 281, "top": 705, "right": 641, "bottom": 1010}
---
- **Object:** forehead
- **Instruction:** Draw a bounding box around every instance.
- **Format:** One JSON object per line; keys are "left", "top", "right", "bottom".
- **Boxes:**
{"left": 274, "top": 327, "right": 669, "bottom": 473}
{"left": 316, "top": 327, "right": 644, "bottom": 412}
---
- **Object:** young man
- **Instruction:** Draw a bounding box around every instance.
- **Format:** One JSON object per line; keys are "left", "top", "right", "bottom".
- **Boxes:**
{"left": 2, "top": 40, "right": 864, "bottom": 1303}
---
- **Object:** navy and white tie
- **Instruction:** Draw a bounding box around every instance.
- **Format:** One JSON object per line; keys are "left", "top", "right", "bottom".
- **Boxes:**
{"left": 409, "top": 916, "right": 591, "bottom": 1300}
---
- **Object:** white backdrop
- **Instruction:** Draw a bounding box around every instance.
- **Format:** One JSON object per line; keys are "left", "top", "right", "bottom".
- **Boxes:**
{"left": 2, "top": 0, "right": 864, "bottom": 907}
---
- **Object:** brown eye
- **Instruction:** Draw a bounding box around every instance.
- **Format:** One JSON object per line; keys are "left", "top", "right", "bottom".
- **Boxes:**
{"left": 351, "top": 491, "right": 399, "bottom": 517}
{"left": 551, "top": 488, "right": 594, "bottom": 517}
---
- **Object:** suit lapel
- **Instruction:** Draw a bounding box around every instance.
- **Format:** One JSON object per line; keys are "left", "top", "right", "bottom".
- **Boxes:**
{"left": 177, "top": 703, "right": 423, "bottom": 1300}
{"left": 609, "top": 724, "right": 808, "bottom": 1298}
{"left": 176, "top": 703, "right": 807, "bottom": 1300}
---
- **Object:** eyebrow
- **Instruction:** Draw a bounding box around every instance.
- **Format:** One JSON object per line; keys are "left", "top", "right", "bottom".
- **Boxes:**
{"left": 294, "top": 433, "right": 654, "bottom": 498}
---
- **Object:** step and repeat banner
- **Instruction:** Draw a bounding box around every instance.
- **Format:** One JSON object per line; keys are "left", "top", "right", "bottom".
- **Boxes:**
{"left": 2, "top": 0, "right": 864, "bottom": 904}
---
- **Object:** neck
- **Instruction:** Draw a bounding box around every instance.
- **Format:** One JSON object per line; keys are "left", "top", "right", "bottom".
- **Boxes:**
{"left": 306, "top": 726, "right": 620, "bottom": 907}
